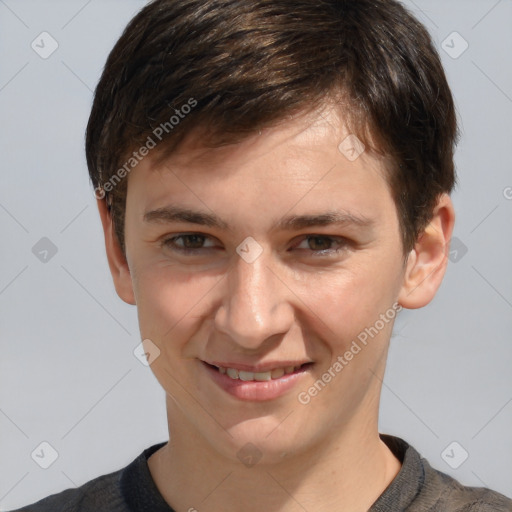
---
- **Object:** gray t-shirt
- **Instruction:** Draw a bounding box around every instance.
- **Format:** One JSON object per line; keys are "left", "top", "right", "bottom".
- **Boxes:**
{"left": 9, "top": 434, "right": 512, "bottom": 511}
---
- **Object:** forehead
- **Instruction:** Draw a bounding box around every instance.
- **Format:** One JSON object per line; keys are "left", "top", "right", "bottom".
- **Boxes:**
{"left": 125, "top": 105, "right": 395, "bottom": 228}
{"left": 152, "top": 105, "right": 374, "bottom": 174}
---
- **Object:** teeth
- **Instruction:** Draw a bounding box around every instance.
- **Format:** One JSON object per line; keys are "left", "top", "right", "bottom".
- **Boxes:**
{"left": 254, "top": 371, "right": 272, "bottom": 381}
{"left": 239, "top": 370, "right": 272, "bottom": 381}
{"left": 226, "top": 367, "right": 239, "bottom": 379}
{"left": 271, "top": 368, "right": 285, "bottom": 379}
{"left": 239, "top": 370, "right": 255, "bottom": 381}
{"left": 217, "top": 364, "right": 304, "bottom": 381}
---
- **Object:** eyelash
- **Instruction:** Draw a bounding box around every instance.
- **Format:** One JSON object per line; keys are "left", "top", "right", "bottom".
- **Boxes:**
{"left": 161, "top": 233, "right": 349, "bottom": 256}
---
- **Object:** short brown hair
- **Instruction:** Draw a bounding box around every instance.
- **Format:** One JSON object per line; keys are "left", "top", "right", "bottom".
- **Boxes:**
{"left": 86, "top": 0, "right": 459, "bottom": 258}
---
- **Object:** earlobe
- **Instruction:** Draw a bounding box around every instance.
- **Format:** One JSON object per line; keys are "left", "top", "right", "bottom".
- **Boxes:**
{"left": 96, "top": 198, "right": 136, "bottom": 306}
{"left": 398, "top": 194, "right": 455, "bottom": 309}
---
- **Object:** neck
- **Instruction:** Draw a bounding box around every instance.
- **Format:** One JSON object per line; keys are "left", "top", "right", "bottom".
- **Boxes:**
{"left": 148, "top": 403, "right": 402, "bottom": 512}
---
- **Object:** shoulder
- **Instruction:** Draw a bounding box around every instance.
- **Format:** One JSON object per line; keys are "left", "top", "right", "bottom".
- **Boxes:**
{"left": 417, "top": 454, "right": 512, "bottom": 511}
{"left": 376, "top": 435, "right": 512, "bottom": 512}
{"left": 6, "top": 467, "right": 125, "bottom": 512}
{"left": 6, "top": 442, "right": 168, "bottom": 512}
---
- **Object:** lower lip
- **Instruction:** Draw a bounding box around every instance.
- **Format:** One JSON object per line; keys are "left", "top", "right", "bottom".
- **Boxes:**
{"left": 203, "top": 362, "right": 310, "bottom": 402}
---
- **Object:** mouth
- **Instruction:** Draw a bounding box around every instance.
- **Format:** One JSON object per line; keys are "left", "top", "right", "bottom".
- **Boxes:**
{"left": 205, "top": 362, "right": 312, "bottom": 381}
{"left": 201, "top": 361, "right": 313, "bottom": 401}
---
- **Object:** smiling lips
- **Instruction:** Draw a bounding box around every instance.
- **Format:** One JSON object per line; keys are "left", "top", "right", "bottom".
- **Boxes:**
{"left": 203, "top": 361, "right": 312, "bottom": 401}
{"left": 218, "top": 364, "right": 303, "bottom": 381}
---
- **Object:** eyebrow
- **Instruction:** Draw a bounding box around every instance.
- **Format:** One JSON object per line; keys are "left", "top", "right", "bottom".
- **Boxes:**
{"left": 143, "top": 205, "right": 375, "bottom": 232}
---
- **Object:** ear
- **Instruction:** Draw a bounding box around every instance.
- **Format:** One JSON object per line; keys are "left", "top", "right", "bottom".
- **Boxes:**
{"left": 398, "top": 193, "right": 455, "bottom": 309}
{"left": 96, "top": 198, "right": 136, "bottom": 305}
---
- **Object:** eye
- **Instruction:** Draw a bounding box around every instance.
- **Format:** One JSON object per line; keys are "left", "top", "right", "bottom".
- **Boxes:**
{"left": 161, "top": 233, "right": 349, "bottom": 257}
{"left": 294, "top": 235, "right": 348, "bottom": 255}
{"left": 162, "top": 233, "right": 217, "bottom": 254}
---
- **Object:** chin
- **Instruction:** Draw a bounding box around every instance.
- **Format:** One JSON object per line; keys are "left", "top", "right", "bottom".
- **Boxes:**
{"left": 211, "top": 416, "right": 312, "bottom": 466}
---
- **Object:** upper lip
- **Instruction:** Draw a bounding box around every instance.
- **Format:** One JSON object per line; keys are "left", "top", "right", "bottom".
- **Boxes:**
{"left": 203, "top": 360, "right": 313, "bottom": 372}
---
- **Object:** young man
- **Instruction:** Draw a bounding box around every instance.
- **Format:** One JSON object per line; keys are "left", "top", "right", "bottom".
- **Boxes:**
{"left": 11, "top": 0, "right": 512, "bottom": 510}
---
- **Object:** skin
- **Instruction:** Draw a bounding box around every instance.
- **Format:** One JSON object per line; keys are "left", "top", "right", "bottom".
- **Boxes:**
{"left": 97, "top": 103, "right": 455, "bottom": 512}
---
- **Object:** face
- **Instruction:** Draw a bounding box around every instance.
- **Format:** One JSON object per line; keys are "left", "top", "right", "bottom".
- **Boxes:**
{"left": 120, "top": 105, "right": 410, "bottom": 463}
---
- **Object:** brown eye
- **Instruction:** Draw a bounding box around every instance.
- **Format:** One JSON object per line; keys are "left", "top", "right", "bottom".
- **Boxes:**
{"left": 162, "top": 233, "right": 217, "bottom": 253}
{"left": 295, "top": 235, "right": 348, "bottom": 255}
{"left": 307, "top": 236, "right": 334, "bottom": 251}
{"left": 178, "top": 234, "right": 207, "bottom": 249}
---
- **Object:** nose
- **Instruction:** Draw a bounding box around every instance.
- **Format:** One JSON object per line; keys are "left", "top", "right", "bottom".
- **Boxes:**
{"left": 214, "top": 247, "right": 295, "bottom": 351}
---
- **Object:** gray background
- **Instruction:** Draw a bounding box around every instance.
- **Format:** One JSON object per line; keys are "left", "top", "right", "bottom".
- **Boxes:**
{"left": 1, "top": 0, "right": 511, "bottom": 508}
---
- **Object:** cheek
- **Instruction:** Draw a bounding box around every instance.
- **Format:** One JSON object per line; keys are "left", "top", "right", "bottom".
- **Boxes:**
{"left": 302, "top": 260, "right": 399, "bottom": 350}
{"left": 133, "top": 264, "right": 218, "bottom": 343}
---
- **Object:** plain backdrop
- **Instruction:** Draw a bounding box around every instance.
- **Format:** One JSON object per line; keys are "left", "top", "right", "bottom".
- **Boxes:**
{"left": 1, "top": 0, "right": 511, "bottom": 509}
